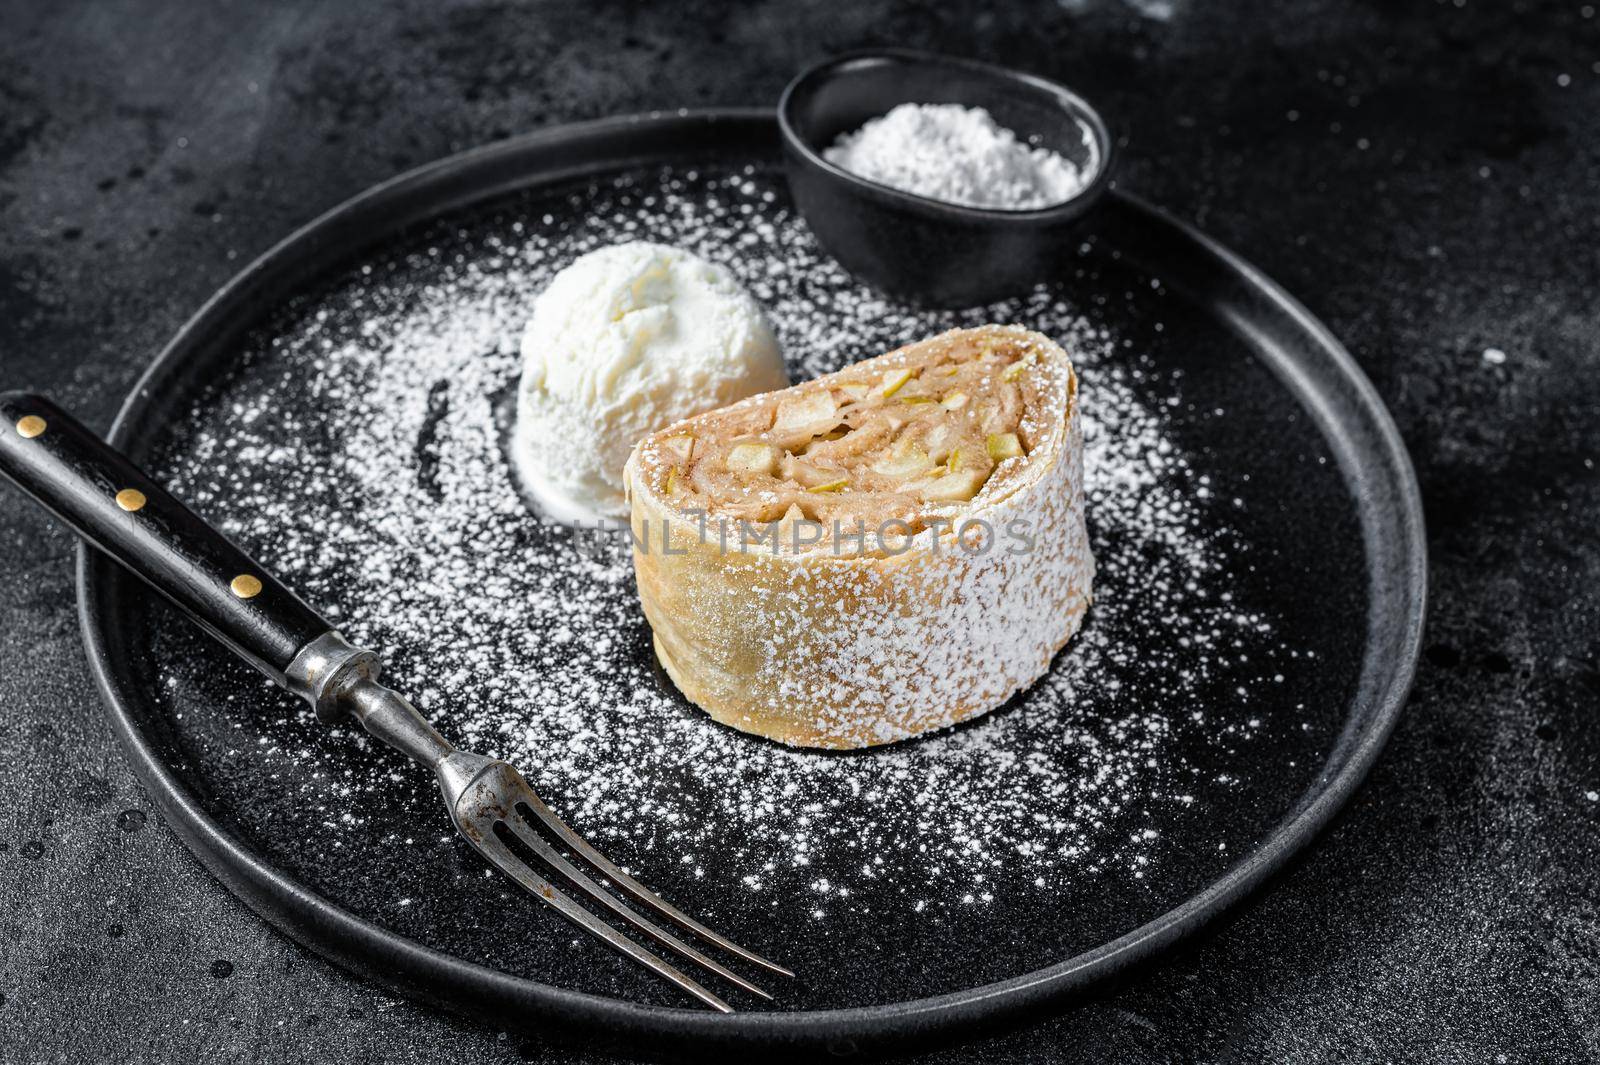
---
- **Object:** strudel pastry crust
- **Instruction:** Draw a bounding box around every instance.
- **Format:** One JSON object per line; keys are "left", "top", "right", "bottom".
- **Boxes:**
{"left": 624, "top": 325, "right": 1094, "bottom": 749}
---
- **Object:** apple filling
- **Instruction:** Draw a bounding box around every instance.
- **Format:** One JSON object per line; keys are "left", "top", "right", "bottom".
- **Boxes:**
{"left": 638, "top": 331, "right": 1046, "bottom": 533}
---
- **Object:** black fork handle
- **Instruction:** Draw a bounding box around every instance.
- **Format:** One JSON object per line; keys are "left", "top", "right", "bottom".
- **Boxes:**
{"left": 0, "top": 392, "right": 333, "bottom": 684}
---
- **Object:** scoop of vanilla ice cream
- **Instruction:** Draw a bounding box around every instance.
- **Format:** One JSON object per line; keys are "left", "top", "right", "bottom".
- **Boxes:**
{"left": 512, "top": 241, "right": 788, "bottom": 523}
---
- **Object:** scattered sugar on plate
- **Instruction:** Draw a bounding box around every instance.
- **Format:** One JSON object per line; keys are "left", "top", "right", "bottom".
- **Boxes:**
{"left": 154, "top": 164, "right": 1300, "bottom": 923}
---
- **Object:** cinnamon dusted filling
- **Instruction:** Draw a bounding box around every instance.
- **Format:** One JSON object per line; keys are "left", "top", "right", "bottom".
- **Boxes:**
{"left": 640, "top": 332, "right": 1046, "bottom": 534}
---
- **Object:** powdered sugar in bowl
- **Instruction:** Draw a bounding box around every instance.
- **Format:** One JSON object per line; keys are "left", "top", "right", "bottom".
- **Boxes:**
{"left": 779, "top": 49, "right": 1114, "bottom": 307}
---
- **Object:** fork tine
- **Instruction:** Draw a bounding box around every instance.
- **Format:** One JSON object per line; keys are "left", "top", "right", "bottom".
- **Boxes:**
{"left": 473, "top": 834, "right": 733, "bottom": 1012}
{"left": 499, "top": 813, "right": 772, "bottom": 1000}
{"left": 518, "top": 793, "right": 795, "bottom": 980}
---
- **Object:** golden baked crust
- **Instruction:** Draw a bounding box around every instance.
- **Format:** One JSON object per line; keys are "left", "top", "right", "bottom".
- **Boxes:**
{"left": 625, "top": 325, "right": 1095, "bottom": 749}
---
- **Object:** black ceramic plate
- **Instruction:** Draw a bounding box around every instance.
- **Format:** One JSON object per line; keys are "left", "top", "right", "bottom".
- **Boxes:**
{"left": 78, "top": 110, "right": 1424, "bottom": 1059}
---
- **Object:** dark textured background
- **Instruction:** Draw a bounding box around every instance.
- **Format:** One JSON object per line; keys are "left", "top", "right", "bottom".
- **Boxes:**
{"left": 1, "top": 1, "right": 1597, "bottom": 1061}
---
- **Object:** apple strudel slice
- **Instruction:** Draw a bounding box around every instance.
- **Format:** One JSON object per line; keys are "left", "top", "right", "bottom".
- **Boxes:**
{"left": 624, "top": 325, "right": 1095, "bottom": 749}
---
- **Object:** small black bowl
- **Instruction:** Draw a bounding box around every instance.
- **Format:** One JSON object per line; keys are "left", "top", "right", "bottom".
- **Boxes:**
{"left": 779, "top": 50, "right": 1115, "bottom": 308}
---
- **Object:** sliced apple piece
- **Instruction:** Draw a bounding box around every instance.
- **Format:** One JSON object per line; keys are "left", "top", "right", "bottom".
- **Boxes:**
{"left": 659, "top": 434, "right": 696, "bottom": 463}
{"left": 799, "top": 429, "right": 848, "bottom": 457}
{"left": 940, "top": 391, "right": 969, "bottom": 410}
{"left": 870, "top": 442, "right": 935, "bottom": 478}
{"left": 978, "top": 394, "right": 1020, "bottom": 435}
{"left": 775, "top": 502, "right": 807, "bottom": 535}
{"left": 781, "top": 453, "right": 843, "bottom": 489}
{"left": 726, "top": 441, "right": 779, "bottom": 476}
{"left": 986, "top": 432, "right": 1023, "bottom": 461}
{"left": 923, "top": 422, "right": 958, "bottom": 464}
{"left": 774, "top": 390, "right": 838, "bottom": 435}
{"left": 805, "top": 420, "right": 890, "bottom": 465}
{"left": 880, "top": 367, "right": 916, "bottom": 398}
{"left": 807, "top": 477, "right": 849, "bottom": 493}
{"left": 917, "top": 468, "right": 986, "bottom": 502}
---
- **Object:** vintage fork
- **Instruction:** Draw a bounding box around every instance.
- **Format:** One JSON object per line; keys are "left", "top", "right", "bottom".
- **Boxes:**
{"left": 0, "top": 393, "right": 790, "bottom": 1011}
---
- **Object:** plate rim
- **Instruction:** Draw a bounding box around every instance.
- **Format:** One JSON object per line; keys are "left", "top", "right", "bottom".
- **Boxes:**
{"left": 75, "top": 107, "right": 1427, "bottom": 1055}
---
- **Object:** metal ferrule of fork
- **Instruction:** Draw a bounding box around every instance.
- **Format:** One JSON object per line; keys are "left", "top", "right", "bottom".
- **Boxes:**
{"left": 284, "top": 631, "right": 791, "bottom": 1011}
{"left": 285, "top": 631, "right": 451, "bottom": 765}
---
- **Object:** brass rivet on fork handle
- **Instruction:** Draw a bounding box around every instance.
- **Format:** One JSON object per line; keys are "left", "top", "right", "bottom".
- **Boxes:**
{"left": 230, "top": 574, "right": 263, "bottom": 599}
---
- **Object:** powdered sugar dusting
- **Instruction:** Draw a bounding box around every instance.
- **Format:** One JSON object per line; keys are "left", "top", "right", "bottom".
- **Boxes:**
{"left": 628, "top": 326, "right": 1093, "bottom": 748}
{"left": 823, "top": 103, "right": 1094, "bottom": 210}
{"left": 157, "top": 164, "right": 1297, "bottom": 922}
